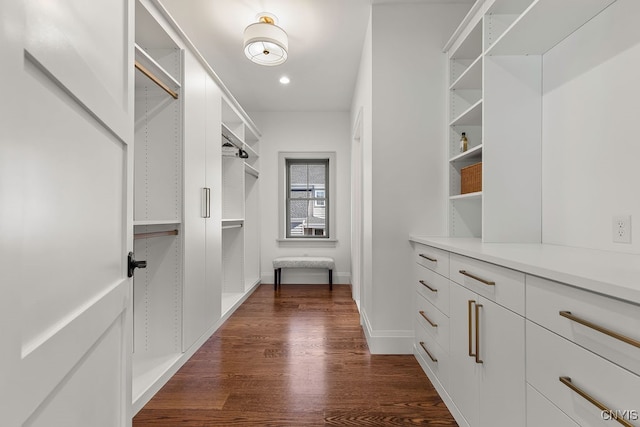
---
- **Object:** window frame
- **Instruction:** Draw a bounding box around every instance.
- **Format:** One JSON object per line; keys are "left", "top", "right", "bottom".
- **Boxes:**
{"left": 285, "top": 158, "right": 329, "bottom": 239}
{"left": 278, "top": 151, "right": 337, "bottom": 245}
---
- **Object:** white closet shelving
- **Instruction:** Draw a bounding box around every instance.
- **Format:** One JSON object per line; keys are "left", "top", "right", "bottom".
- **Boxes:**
{"left": 132, "top": 0, "right": 184, "bottom": 405}
{"left": 446, "top": 0, "right": 615, "bottom": 242}
{"left": 221, "top": 100, "right": 261, "bottom": 315}
{"left": 447, "top": 15, "right": 483, "bottom": 238}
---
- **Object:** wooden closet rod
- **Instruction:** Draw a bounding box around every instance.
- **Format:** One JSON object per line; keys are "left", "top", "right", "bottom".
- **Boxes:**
{"left": 135, "top": 60, "right": 179, "bottom": 100}
{"left": 134, "top": 229, "right": 179, "bottom": 240}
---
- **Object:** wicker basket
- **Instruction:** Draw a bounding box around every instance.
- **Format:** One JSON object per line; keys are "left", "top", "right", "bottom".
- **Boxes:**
{"left": 461, "top": 162, "right": 482, "bottom": 194}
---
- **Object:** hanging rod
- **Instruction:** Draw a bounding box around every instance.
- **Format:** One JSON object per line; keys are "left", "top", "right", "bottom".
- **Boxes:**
{"left": 135, "top": 60, "right": 179, "bottom": 100}
{"left": 222, "top": 224, "right": 243, "bottom": 230}
{"left": 134, "top": 229, "right": 179, "bottom": 240}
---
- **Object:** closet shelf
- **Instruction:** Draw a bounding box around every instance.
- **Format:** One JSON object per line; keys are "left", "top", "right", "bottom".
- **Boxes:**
{"left": 221, "top": 123, "right": 244, "bottom": 148}
{"left": 134, "top": 219, "right": 181, "bottom": 226}
{"left": 450, "top": 144, "right": 483, "bottom": 163}
{"left": 134, "top": 44, "right": 180, "bottom": 99}
{"left": 450, "top": 191, "right": 482, "bottom": 201}
{"left": 449, "top": 19, "right": 482, "bottom": 60}
{"left": 244, "top": 163, "right": 259, "bottom": 178}
{"left": 450, "top": 99, "right": 483, "bottom": 126}
{"left": 222, "top": 218, "right": 244, "bottom": 225}
{"left": 134, "top": 229, "right": 179, "bottom": 240}
{"left": 449, "top": 55, "right": 482, "bottom": 91}
{"left": 485, "top": 0, "right": 617, "bottom": 56}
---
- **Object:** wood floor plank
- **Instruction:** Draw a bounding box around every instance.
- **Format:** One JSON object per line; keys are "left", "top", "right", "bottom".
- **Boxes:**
{"left": 134, "top": 284, "right": 457, "bottom": 426}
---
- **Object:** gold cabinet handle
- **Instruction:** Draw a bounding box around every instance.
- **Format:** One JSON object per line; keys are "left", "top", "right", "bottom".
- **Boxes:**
{"left": 419, "top": 253, "right": 437, "bottom": 263}
{"left": 559, "top": 377, "right": 633, "bottom": 427}
{"left": 468, "top": 300, "right": 476, "bottom": 358}
{"left": 475, "top": 303, "right": 483, "bottom": 364}
{"left": 559, "top": 311, "right": 640, "bottom": 349}
{"left": 419, "top": 341, "right": 438, "bottom": 363}
{"left": 419, "top": 310, "right": 438, "bottom": 328}
{"left": 419, "top": 280, "right": 438, "bottom": 293}
{"left": 459, "top": 270, "right": 495, "bottom": 286}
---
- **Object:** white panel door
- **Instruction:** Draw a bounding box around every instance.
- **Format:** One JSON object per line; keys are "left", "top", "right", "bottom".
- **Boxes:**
{"left": 1, "top": 0, "right": 134, "bottom": 425}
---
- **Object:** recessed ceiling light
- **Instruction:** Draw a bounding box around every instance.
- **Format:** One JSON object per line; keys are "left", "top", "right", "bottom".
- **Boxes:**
{"left": 279, "top": 76, "right": 290, "bottom": 85}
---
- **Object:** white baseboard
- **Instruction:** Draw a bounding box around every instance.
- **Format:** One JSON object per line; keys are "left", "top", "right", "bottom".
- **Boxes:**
{"left": 361, "top": 310, "right": 413, "bottom": 354}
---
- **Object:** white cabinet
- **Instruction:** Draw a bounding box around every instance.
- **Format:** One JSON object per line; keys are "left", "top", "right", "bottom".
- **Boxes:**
{"left": 410, "top": 237, "right": 640, "bottom": 427}
{"left": 412, "top": 242, "right": 526, "bottom": 427}
{"left": 448, "top": 270, "right": 525, "bottom": 427}
{"left": 182, "top": 52, "right": 223, "bottom": 352}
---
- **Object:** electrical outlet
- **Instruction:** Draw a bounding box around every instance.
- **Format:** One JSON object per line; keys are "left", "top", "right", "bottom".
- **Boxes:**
{"left": 612, "top": 215, "right": 632, "bottom": 243}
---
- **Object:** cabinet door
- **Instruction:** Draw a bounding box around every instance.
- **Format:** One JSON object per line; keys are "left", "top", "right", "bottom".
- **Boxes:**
{"left": 449, "top": 281, "right": 480, "bottom": 427}
{"left": 182, "top": 52, "right": 209, "bottom": 350}
{"left": 477, "top": 297, "right": 525, "bottom": 427}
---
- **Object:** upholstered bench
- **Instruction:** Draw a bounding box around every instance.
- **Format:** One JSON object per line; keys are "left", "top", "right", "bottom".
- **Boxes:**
{"left": 273, "top": 256, "right": 335, "bottom": 291}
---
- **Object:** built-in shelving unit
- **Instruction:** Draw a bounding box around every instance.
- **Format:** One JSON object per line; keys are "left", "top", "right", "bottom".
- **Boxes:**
{"left": 444, "top": 0, "right": 615, "bottom": 241}
{"left": 132, "top": 0, "right": 184, "bottom": 407}
{"left": 447, "top": 14, "right": 483, "bottom": 238}
{"left": 221, "top": 99, "right": 261, "bottom": 315}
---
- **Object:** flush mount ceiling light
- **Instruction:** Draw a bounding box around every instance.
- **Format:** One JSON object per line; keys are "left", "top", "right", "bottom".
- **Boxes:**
{"left": 243, "top": 13, "right": 288, "bottom": 66}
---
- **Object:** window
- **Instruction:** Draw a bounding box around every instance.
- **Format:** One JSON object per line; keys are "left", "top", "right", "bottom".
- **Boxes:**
{"left": 286, "top": 159, "right": 329, "bottom": 238}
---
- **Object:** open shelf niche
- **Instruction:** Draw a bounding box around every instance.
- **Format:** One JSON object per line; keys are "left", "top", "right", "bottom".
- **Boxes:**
{"left": 132, "top": 0, "right": 184, "bottom": 406}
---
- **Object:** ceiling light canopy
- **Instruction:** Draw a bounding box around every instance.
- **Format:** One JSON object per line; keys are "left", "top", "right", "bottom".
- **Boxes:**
{"left": 244, "top": 13, "right": 288, "bottom": 66}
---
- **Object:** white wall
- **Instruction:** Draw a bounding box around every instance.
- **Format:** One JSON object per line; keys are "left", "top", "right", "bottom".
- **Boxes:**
{"left": 252, "top": 111, "right": 352, "bottom": 284}
{"left": 542, "top": 0, "right": 640, "bottom": 254}
{"left": 351, "top": 3, "right": 468, "bottom": 353}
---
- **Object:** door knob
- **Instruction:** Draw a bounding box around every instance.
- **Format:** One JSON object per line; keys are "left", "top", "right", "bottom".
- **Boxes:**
{"left": 128, "top": 252, "right": 147, "bottom": 277}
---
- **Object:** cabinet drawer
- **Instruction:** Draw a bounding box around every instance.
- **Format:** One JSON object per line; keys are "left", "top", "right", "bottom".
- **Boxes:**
{"left": 415, "top": 321, "right": 449, "bottom": 392}
{"left": 450, "top": 253, "right": 525, "bottom": 315}
{"left": 415, "top": 264, "right": 450, "bottom": 316}
{"left": 415, "top": 294, "right": 449, "bottom": 352}
{"left": 527, "top": 384, "right": 579, "bottom": 427}
{"left": 526, "top": 321, "right": 640, "bottom": 427}
{"left": 527, "top": 275, "right": 640, "bottom": 376}
{"left": 414, "top": 243, "right": 449, "bottom": 277}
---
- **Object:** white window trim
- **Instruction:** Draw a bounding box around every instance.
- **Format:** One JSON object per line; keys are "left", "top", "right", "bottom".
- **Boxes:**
{"left": 278, "top": 151, "right": 337, "bottom": 246}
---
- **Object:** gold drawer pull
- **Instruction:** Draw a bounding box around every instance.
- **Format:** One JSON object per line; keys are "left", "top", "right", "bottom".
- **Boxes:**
{"left": 559, "top": 377, "right": 633, "bottom": 427}
{"left": 468, "top": 300, "right": 475, "bottom": 358}
{"left": 419, "top": 280, "right": 438, "bottom": 293}
{"left": 459, "top": 270, "right": 495, "bottom": 286}
{"left": 419, "top": 253, "right": 437, "bottom": 263}
{"left": 419, "top": 341, "right": 438, "bottom": 363}
{"left": 419, "top": 310, "right": 438, "bottom": 328}
{"left": 475, "top": 303, "right": 483, "bottom": 364}
{"left": 559, "top": 311, "right": 640, "bottom": 349}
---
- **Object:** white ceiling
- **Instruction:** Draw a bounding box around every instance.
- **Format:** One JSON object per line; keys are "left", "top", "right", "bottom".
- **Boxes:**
{"left": 159, "top": 0, "right": 473, "bottom": 113}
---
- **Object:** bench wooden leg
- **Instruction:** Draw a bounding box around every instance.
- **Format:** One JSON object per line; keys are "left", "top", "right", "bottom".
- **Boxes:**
{"left": 329, "top": 269, "right": 333, "bottom": 290}
{"left": 274, "top": 268, "right": 279, "bottom": 291}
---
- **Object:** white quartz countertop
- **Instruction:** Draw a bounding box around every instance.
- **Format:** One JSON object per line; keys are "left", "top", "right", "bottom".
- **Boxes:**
{"left": 409, "top": 236, "right": 640, "bottom": 305}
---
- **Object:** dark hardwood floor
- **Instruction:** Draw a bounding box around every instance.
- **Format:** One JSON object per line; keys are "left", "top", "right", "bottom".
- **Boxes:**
{"left": 133, "top": 284, "right": 457, "bottom": 426}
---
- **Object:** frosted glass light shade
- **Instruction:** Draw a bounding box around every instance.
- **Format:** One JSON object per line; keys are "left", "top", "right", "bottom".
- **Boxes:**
{"left": 243, "top": 21, "right": 288, "bottom": 66}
